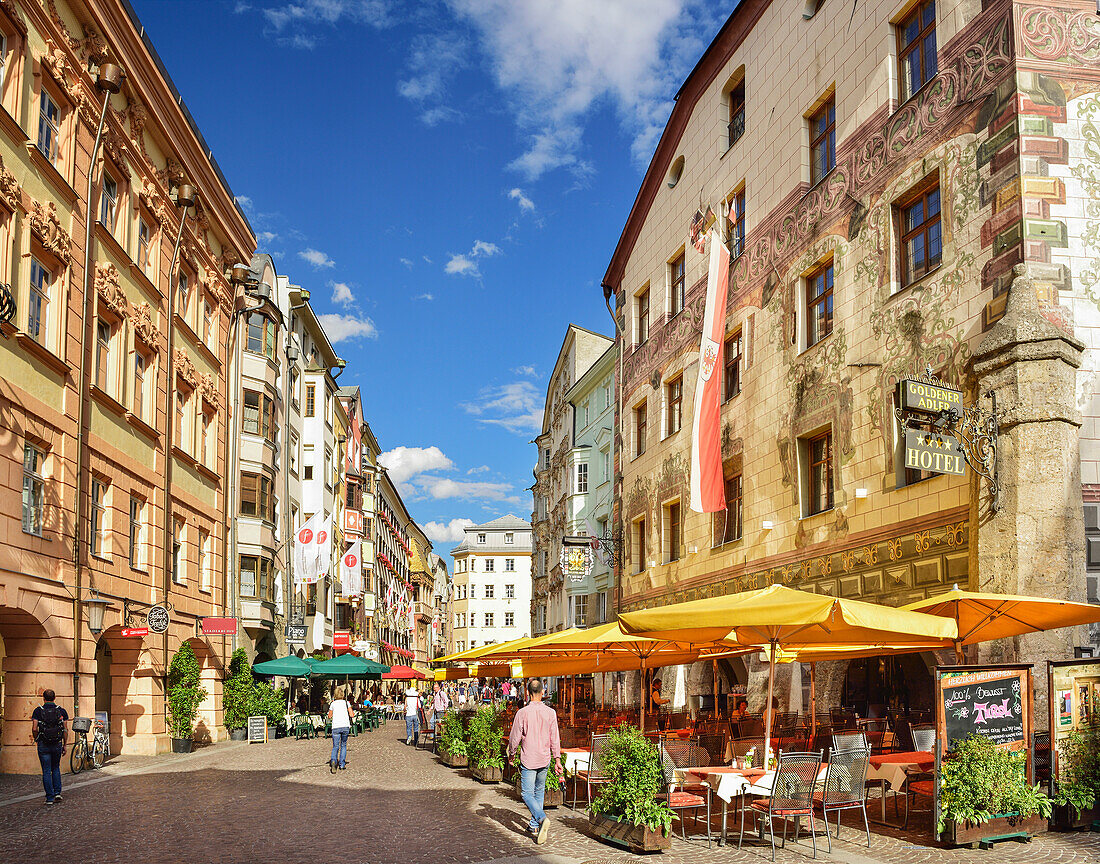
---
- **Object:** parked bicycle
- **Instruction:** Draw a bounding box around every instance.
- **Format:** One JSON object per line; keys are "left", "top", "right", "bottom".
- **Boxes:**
{"left": 70, "top": 717, "right": 109, "bottom": 773}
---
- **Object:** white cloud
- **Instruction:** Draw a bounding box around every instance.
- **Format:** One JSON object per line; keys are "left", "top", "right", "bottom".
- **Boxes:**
{"left": 235, "top": 195, "right": 253, "bottom": 211}
{"left": 398, "top": 32, "right": 469, "bottom": 126}
{"left": 414, "top": 293, "right": 434, "bottom": 301}
{"left": 330, "top": 281, "right": 355, "bottom": 307}
{"left": 379, "top": 445, "right": 455, "bottom": 484}
{"left": 423, "top": 518, "right": 477, "bottom": 544}
{"left": 299, "top": 247, "right": 335, "bottom": 269}
{"left": 512, "top": 365, "right": 537, "bottom": 377}
{"left": 317, "top": 313, "right": 377, "bottom": 342}
{"left": 462, "top": 380, "right": 544, "bottom": 434}
{"left": 423, "top": 477, "right": 515, "bottom": 501}
{"left": 420, "top": 106, "right": 463, "bottom": 126}
{"left": 508, "top": 187, "right": 536, "bottom": 213}
{"left": 446, "top": 239, "right": 502, "bottom": 278}
{"left": 467, "top": 465, "right": 491, "bottom": 474}
{"left": 263, "top": 0, "right": 392, "bottom": 44}
{"left": 258, "top": 230, "right": 278, "bottom": 244}
{"left": 471, "top": 240, "right": 501, "bottom": 257}
{"left": 400, "top": 257, "right": 414, "bottom": 269}
{"left": 448, "top": 0, "right": 717, "bottom": 178}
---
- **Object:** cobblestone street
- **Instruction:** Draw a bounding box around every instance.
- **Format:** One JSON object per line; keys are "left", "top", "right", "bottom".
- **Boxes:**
{"left": 1, "top": 730, "right": 1098, "bottom": 864}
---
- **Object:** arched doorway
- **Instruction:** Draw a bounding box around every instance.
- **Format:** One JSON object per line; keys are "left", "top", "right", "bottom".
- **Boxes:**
{"left": 184, "top": 639, "right": 221, "bottom": 744}
{"left": 94, "top": 641, "right": 112, "bottom": 715}
{"left": 842, "top": 652, "right": 935, "bottom": 716}
{"left": 0, "top": 606, "right": 65, "bottom": 773}
{"left": 96, "top": 626, "right": 155, "bottom": 756}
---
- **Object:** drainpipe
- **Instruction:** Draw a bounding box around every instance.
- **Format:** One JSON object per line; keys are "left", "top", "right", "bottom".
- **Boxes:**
{"left": 72, "top": 63, "right": 123, "bottom": 713}
{"left": 284, "top": 295, "right": 308, "bottom": 649}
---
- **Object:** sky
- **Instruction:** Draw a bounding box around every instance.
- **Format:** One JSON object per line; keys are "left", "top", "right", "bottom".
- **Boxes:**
{"left": 132, "top": 0, "right": 726, "bottom": 555}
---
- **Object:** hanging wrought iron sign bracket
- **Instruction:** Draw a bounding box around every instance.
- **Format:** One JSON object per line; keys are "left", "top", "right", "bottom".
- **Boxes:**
{"left": 895, "top": 366, "right": 1001, "bottom": 513}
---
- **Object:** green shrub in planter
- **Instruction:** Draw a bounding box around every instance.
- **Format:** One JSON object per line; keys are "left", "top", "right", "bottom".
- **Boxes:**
{"left": 938, "top": 734, "right": 1052, "bottom": 835}
{"left": 222, "top": 648, "right": 253, "bottom": 732}
{"left": 1055, "top": 725, "right": 1100, "bottom": 819}
{"left": 590, "top": 725, "right": 675, "bottom": 834}
{"left": 467, "top": 705, "right": 505, "bottom": 770}
{"left": 440, "top": 711, "right": 468, "bottom": 758}
{"left": 250, "top": 680, "right": 286, "bottom": 726}
{"left": 167, "top": 642, "right": 207, "bottom": 741}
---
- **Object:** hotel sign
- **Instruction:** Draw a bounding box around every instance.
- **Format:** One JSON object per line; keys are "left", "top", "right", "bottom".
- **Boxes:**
{"left": 904, "top": 431, "right": 965, "bottom": 476}
{"left": 899, "top": 379, "right": 963, "bottom": 415}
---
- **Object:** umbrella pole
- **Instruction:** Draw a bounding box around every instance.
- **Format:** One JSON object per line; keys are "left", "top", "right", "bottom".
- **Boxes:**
{"left": 713, "top": 659, "right": 719, "bottom": 717}
{"left": 954, "top": 641, "right": 964, "bottom": 664}
{"left": 764, "top": 641, "right": 777, "bottom": 767}
{"left": 640, "top": 659, "right": 646, "bottom": 732}
{"left": 810, "top": 662, "right": 817, "bottom": 743}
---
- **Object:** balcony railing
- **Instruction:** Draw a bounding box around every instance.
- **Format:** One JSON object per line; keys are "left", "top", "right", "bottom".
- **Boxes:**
{"left": 728, "top": 109, "right": 745, "bottom": 149}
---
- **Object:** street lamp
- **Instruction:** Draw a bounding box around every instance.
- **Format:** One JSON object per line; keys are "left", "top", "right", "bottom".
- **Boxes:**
{"left": 83, "top": 593, "right": 112, "bottom": 637}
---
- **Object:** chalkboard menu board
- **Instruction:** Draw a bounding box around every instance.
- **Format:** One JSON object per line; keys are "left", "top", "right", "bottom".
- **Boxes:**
{"left": 940, "top": 669, "right": 1026, "bottom": 749}
{"left": 247, "top": 715, "right": 268, "bottom": 744}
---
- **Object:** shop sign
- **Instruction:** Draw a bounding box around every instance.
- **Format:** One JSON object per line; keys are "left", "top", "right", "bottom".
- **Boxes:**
{"left": 333, "top": 630, "right": 351, "bottom": 649}
{"left": 352, "top": 640, "right": 371, "bottom": 653}
{"left": 285, "top": 624, "right": 307, "bottom": 643}
{"left": 903, "top": 431, "right": 965, "bottom": 476}
{"left": 899, "top": 379, "right": 963, "bottom": 415}
{"left": 121, "top": 627, "right": 148, "bottom": 638}
{"left": 247, "top": 715, "right": 268, "bottom": 744}
{"left": 146, "top": 604, "right": 170, "bottom": 634}
{"left": 560, "top": 536, "right": 593, "bottom": 582}
{"left": 200, "top": 617, "right": 238, "bottom": 636}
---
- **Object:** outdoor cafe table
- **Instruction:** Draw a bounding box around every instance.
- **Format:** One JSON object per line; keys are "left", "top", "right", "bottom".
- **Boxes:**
{"left": 561, "top": 747, "right": 591, "bottom": 776}
{"left": 866, "top": 751, "right": 933, "bottom": 824}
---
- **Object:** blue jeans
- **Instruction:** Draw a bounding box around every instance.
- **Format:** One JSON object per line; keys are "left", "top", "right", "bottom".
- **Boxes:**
{"left": 38, "top": 746, "right": 62, "bottom": 801}
{"left": 330, "top": 728, "right": 349, "bottom": 767}
{"left": 405, "top": 715, "right": 420, "bottom": 743}
{"left": 520, "top": 765, "right": 548, "bottom": 832}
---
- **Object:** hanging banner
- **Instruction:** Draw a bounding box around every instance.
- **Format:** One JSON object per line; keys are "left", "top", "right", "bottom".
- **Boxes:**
{"left": 294, "top": 512, "right": 323, "bottom": 585}
{"left": 315, "top": 517, "right": 332, "bottom": 581}
{"left": 340, "top": 541, "right": 362, "bottom": 596}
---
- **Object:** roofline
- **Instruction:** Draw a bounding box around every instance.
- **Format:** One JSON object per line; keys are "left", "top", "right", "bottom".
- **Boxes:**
{"left": 601, "top": 0, "right": 772, "bottom": 294}
{"left": 290, "top": 288, "right": 342, "bottom": 368}
{"left": 541, "top": 325, "right": 613, "bottom": 436}
{"left": 566, "top": 343, "right": 617, "bottom": 405}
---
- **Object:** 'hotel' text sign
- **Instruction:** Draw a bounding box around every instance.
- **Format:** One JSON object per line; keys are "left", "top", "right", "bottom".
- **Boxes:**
{"left": 904, "top": 431, "right": 965, "bottom": 476}
{"left": 900, "top": 379, "right": 963, "bottom": 415}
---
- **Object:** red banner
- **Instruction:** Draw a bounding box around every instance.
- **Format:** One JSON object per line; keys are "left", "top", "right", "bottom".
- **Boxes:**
{"left": 121, "top": 627, "right": 148, "bottom": 638}
{"left": 333, "top": 630, "right": 351, "bottom": 649}
{"left": 200, "top": 617, "right": 238, "bottom": 636}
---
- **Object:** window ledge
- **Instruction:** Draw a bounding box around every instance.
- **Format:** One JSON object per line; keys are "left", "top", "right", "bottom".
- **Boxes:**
{"left": 888, "top": 263, "right": 944, "bottom": 302}
{"left": 90, "top": 552, "right": 113, "bottom": 565}
{"left": 798, "top": 332, "right": 835, "bottom": 359}
{"left": 799, "top": 506, "right": 834, "bottom": 522}
{"left": 130, "top": 564, "right": 149, "bottom": 575}
{"left": 0, "top": 104, "right": 27, "bottom": 145}
{"left": 91, "top": 384, "right": 127, "bottom": 418}
{"left": 806, "top": 166, "right": 838, "bottom": 195}
{"left": 15, "top": 332, "right": 68, "bottom": 377}
{"left": 172, "top": 445, "right": 197, "bottom": 467}
{"left": 25, "top": 142, "right": 78, "bottom": 206}
{"left": 94, "top": 220, "right": 128, "bottom": 263}
{"left": 195, "top": 462, "right": 220, "bottom": 484}
{"left": 892, "top": 78, "right": 937, "bottom": 118}
{"left": 125, "top": 411, "right": 160, "bottom": 443}
{"left": 195, "top": 338, "right": 220, "bottom": 370}
{"left": 129, "top": 261, "right": 158, "bottom": 296}
{"left": 174, "top": 313, "right": 199, "bottom": 347}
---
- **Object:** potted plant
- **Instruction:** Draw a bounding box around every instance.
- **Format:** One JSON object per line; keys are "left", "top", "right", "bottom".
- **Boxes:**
{"left": 467, "top": 706, "right": 505, "bottom": 783}
{"left": 222, "top": 648, "right": 252, "bottom": 741}
{"left": 250, "top": 680, "right": 286, "bottom": 738}
{"left": 1053, "top": 725, "right": 1100, "bottom": 829}
{"left": 167, "top": 642, "right": 207, "bottom": 753}
{"left": 439, "top": 710, "right": 468, "bottom": 768}
{"left": 511, "top": 751, "right": 566, "bottom": 809}
{"left": 589, "top": 725, "right": 674, "bottom": 852}
{"left": 938, "top": 734, "right": 1052, "bottom": 846}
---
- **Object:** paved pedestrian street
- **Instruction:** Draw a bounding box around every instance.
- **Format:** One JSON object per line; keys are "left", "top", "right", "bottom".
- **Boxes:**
{"left": 1, "top": 731, "right": 1097, "bottom": 864}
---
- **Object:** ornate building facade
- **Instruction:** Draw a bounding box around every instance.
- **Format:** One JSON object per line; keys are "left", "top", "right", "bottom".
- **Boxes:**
{"left": 604, "top": 0, "right": 1099, "bottom": 712}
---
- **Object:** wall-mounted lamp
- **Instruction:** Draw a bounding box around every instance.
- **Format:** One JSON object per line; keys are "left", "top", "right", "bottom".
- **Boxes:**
{"left": 855, "top": 488, "right": 869, "bottom": 499}
{"left": 762, "top": 520, "right": 774, "bottom": 531}
{"left": 83, "top": 593, "right": 112, "bottom": 637}
{"left": 286, "top": 343, "right": 300, "bottom": 362}
{"left": 648, "top": 560, "right": 657, "bottom": 568}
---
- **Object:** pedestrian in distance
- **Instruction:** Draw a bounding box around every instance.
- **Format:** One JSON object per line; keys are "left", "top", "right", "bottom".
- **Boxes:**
{"left": 327, "top": 687, "right": 352, "bottom": 772}
{"left": 507, "top": 678, "right": 561, "bottom": 845}
{"left": 430, "top": 681, "right": 449, "bottom": 729}
{"left": 31, "top": 688, "right": 68, "bottom": 806}
{"left": 404, "top": 684, "right": 421, "bottom": 746}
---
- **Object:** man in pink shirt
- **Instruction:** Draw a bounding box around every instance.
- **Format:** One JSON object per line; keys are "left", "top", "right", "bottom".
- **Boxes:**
{"left": 507, "top": 678, "right": 561, "bottom": 845}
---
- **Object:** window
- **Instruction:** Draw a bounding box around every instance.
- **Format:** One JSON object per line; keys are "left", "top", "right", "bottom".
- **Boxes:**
{"left": 807, "top": 431, "right": 834, "bottom": 515}
{"left": 290, "top": 433, "right": 299, "bottom": 475}
{"left": 576, "top": 462, "right": 589, "bottom": 494}
{"left": 572, "top": 594, "right": 588, "bottom": 628}
{"left": 603, "top": 380, "right": 612, "bottom": 410}
{"left": 728, "top": 78, "right": 746, "bottom": 148}
{"left": 176, "top": 386, "right": 192, "bottom": 454}
{"left": 665, "top": 376, "right": 682, "bottom": 437}
{"left": 37, "top": 89, "right": 60, "bottom": 165}
{"left": 809, "top": 96, "right": 836, "bottom": 185}
{"left": 485, "top": 584, "right": 494, "bottom": 599}
{"left": 542, "top": 448, "right": 550, "bottom": 469}
{"left": 505, "top": 532, "right": 514, "bottom": 544}
{"left": 27, "top": 258, "right": 50, "bottom": 346}
{"left": 729, "top": 189, "right": 746, "bottom": 258}
{"left": 246, "top": 312, "right": 275, "bottom": 359}
{"left": 198, "top": 530, "right": 211, "bottom": 592}
{"left": 133, "top": 348, "right": 150, "bottom": 420}
{"left": 505, "top": 558, "right": 515, "bottom": 572}
{"left": 484, "top": 613, "right": 494, "bottom": 628}
{"left": 898, "top": 180, "right": 942, "bottom": 287}
{"left": 324, "top": 447, "right": 332, "bottom": 488}
{"left": 485, "top": 559, "right": 495, "bottom": 573}
{"left": 100, "top": 174, "right": 118, "bottom": 232}
{"left": 201, "top": 409, "right": 215, "bottom": 467}
{"left": 669, "top": 252, "right": 685, "bottom": 317}
{"left": 95, "top": 319, "right": 111, "bottom": 392}
{"left": 239, "top": 554, "right": 257, "bottom": 598}
{"left": 303, "top": 464, "right": 313, "bottom": 481}
{"left": 805, "top": 261, "right": 834, "bottom": 348}
{"left": 898, "top": 0, "right": 937, "bottom": 102}
{"left": 241, "top": 472, "right": 274, "bottom": 521}
{"left": 469, "top": 615, "right": 476, "bottom": 629}
{"left": 505, "top": 612, "right": 514, "bottom": 627}
{"left": 477, "top": 533, "right": 486, "bottom": 544}
{"left": 633, "top": 516, "right": 647, "bottom": 574}
{"left": 22, "top": 443, "right": 45, "bottom": 536}
{"left": 203, "top": 298, "right": 214, "bottom": 349}
{"left": 290, "top": 368, "right": 300, "bottom": 409}
{"left": 724, "top": 330, "right": 742, "bottom": 401}
{"left": 663, "top": 500, "right": 681, "bottom": 563}
{"left": 137, "top": 216, "right": 152, "bottom": 277}
{"left": 242, "top": 389, "right": 275, "bottom": 441}
{"left": 717, "top": 475, "right": 743, "bottom": 545}
{"left": 635, "top": 287, "right": 650, "bottom": 344}
{"left": 596, "top": 591, "right": 608, "bottom": 624}
{"left": 305, "top": 384, "right": 316, "bottom": 417}
{"left": 634, "top": 401, "right": 647, "bottom": 458}
{"left": 172, "top": 519, "right": 185, "bottom": 584}
{"left": 505, "top": 583, "right": 515, "bottom": 598}
{"left": 128, "top": 494, "right": 146, "bottom": 568}
{"left": 601, "top": 447, "right": 610, "bottom": 482}
{"left": 90, "top": 478, "right": 107, "bottom": 557}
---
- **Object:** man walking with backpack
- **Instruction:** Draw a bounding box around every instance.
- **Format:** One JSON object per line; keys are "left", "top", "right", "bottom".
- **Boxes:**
{"left": 30, "top": 688, "right": 68, "bottom": 806}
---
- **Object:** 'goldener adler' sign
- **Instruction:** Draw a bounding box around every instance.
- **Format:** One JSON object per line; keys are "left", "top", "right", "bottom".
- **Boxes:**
{"left": 904, "top": 431, "right": 965, "bottom": 476}
{"left": 899, "top": 379, "right": 963, "bottom": 415}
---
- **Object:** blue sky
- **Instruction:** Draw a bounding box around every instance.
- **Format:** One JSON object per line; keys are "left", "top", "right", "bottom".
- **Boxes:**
{"left": 133, "top": 0, "right": 724, "bottom": 552}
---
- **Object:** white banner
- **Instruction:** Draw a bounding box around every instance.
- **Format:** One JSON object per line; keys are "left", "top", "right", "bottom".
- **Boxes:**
{"left": 340, "top": 541, "right": 362, "bottom": 596}
{"left": 293, "top": 512, "right": 322, "bottom": 585}
{"left": 315, "top": 517, "right": 332, "bottom": 582}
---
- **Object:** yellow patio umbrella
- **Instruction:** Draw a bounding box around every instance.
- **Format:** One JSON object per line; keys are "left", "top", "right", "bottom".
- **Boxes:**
{"left": 620, "top": 584, "right": 958, "bottom": 761}
{"left": 433, "top": 633, "right": 545, "bottom": 665}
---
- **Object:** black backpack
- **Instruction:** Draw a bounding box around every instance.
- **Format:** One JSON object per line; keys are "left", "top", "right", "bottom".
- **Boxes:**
{"left": 37, "top": 703, "right": 64, "bottom": 746}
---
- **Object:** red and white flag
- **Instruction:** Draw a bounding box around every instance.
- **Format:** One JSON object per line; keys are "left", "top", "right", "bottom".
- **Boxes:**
{"left": 293, "top": 512, "right": 322, "bottom": 585}
{"left": 690, "top": 226, "right": 729, "bottom": 513}
{"left": 340, "top": 541, "right": 362, "bottom": 596}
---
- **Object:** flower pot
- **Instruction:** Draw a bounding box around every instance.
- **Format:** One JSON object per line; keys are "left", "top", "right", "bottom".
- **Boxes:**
{"left": 1051, "top": 802, "right": 1100, "bottom": 832}
{"left": 439, "top": 750, "right": 468, "bottom": 768}
{"left": 171, "top": 737, "right": 193, "bottom": 754}
{"left": 512, "top": 776, "right": 565, "bottom": 809}
{"left": 941, "top": 812, "right": 1048, "bottom": 847}
{"left": 589, "top": 811, "right": 671, "bottom": 852}
{"left": 470, "top": 763, "right": 503, "bottom": 783}
{"left": 229, "top": 728, "right": 248, "bottom": 741}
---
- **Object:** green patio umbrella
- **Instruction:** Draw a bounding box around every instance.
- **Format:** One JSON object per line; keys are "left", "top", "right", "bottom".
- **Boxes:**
{"left": 310, "top": 654, "right": 389, "bottom": 678}
{"left": 253, "top": 654, "right": 314, "bottom": 677}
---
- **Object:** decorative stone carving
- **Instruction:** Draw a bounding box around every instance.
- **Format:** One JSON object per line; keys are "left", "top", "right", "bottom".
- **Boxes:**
{"left": 101, "top": 120, "right": 128, "bottom": 170}
{"left": 45, "top": 0, "right": 71, "bottom": 40}
{"left": 75, "top": 25, "right": 109, "bottom": 65}
{"left": 29, "top": 200, "right": 72, "bottom": 263}
{"left": 0, "top": 0, "right": 27, "bottom": 35}
{"left": 131, "top": 301, "right": 159, "bottom": 351}
{"left": 127, "top": 100, "right": 149, "bottom": 158}
{"left": 0, "top": 153, "right": 19, "bottom": 212}
{"left": 155, "top": 158, "right": 185, "bottom": 193}
{"left": 173, "top": 349, "right": 198, "bottom": 388}
{"left": 199, "top": 373, "right": 221, "bottom": 410}
{"left": 94, "top": 263, "right": 127, "bottom": 319}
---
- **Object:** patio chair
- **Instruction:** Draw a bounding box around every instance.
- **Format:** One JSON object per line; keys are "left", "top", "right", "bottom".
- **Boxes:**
{"left": 739, "top": 750, "right": 824, "bottom": 861}
{"left": 898, "top": 726, "right": 936, "bottom": 826}
{"left": 831, "top": 730, "right": 868, "bottom": 754}
{"left": 910, "top": 725, "right": 936, "bottom": 752}
{"left": 696, "top": 732, "right": 729, "bottom": 766}
{"left": 661, "top": 737, "right": 700, "bottom": 769}
{"left": 1035, "top": 732, "right": 1052, "bottom": 790}
{"left": 814, "top": 745, "right": 871, "bottom": 851}
{"left": 894, "top": 718, "right": 915, "bottom": 752}
{"left": 658, "top": 743, "right": 711, "bottom": 847}
{"left": 293, "top": 714, "right": 315, "bottom": 740}
{"left": 731, "top": 737, "right": 765, "bottom": 767}
{"left": 572, "top": 733, "right": 610, "bottom": 810}
{"left": 739, "top": 716, "right": 765, "bottom": 737}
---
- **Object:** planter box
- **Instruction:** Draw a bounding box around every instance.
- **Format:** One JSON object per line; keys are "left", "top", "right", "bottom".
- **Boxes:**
{"left": 589, "top": 811, "right": 671, "bottom": 852}
{"left": 1052, "top": 802, "right": 1100, "bottom": 831}
{"left": 470, "top": 764, "right": 503, "bottom": 783}
{"left": 171, "top": 737, "right": 193, "bottom": 754}
{"left": 512, "top": 778, "right": 564, "bottom": 809}
{"left": 942, "top": 812, "right": 1048, "bottom": 847}
{"left": 229, "top": 728, "right": 247, "bottom": 742}
{"left": 439, "top": 750, "right": 468, "bottom": 768}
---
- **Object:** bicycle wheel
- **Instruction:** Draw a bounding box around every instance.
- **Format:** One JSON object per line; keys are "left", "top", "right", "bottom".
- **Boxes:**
{"left": 69, "top": 740, "right": 85, "bottom": 774}
{"left": 92, "top": 735, "right": 108, "bottom": 768}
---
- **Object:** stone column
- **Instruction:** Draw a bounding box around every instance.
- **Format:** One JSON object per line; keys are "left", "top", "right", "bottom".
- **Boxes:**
{"left": 972, "top": 264, "right": 1085, "bottom": 717}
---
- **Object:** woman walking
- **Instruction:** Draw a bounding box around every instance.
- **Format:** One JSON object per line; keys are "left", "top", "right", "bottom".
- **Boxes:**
{"left": 328, "top": 687, "right": 352, "bottom": 772}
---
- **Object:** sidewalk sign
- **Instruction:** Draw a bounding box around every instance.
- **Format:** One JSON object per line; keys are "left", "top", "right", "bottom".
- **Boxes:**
{"left": 247, "top": 715, "right": 268, "bottom": 744}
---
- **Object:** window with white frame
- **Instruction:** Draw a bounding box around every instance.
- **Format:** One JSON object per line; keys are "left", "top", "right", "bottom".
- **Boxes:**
{"left": 172, "top": 519, "right": 185, "bottom": 584}
{"left": 575, "top": 462, "right": 588, "bottom": 494}
{"left": 505, "top": 558, "right": 515, "bottom": 572}
{"left": 505, "top": 532, "right": 514, "bottom": 544}
{"left": 27, "top": 257, "right": 51, "bottom": 347}
{"left": 137, "top": 214, "right": 152, "bottom": 278}
{"left": 504, "top": 612, "right": 514, "bottom": 627}
{"left": 100, "top": 173, "right": 118, "bottom": 233}
{"left": 90, "top": 477, "right": 108, "bottom": 557}
{"left": 129, "top": 494, "right": 146, "bottom": 568}
{"left": 484, "top": 612, "right": 494, "bottom": 627}
{"left": 664, "top": 376, "right": 683, "bottom": 437}
{"left": 634, "top": 285, "right": 650, "bottom": 345}
{"left": 478, "top": 533, "right": 486, "bottom": 543}
{"left": 485, "top": 559, "right": 495, "bottom": 573}
{"left": 485, "top": 583, "right": 494, "bottom": 599}
{"left": 662, "top": 500, "right": 681, "bottom": 564}
{"left": 133, "top": 346, "right": 151, "bottom": 421}
{"left": 199, "top": 529, "right": 211, "bottom": 592}
{"left": 505, "top": 583, "right": 514, "bottom": 598}
{"left": 22, "top": 443, "right": 45, "bottom": 536}
{"left": 95, "top": 318, "right": 112, "bottom": 393}
{"left": 601, "top": 447, "right": 610, "bottom": 483}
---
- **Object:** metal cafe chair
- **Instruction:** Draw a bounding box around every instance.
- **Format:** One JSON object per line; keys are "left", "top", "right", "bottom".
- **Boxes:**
{"left": 831, "top": 730, "right": 869, "bottom": 753}
{"left": 740, "top": 750, "right": 824, "bottom": 861}
{"left": 910, "top": 725, "right": 936, "bottom": 752}
{"left": 696, "top": 732, "right": 729, "bottom": 766}
{"left": 899, "top": 725, "right": 937, "bottom": 826}
{"left": 658, "top": 742, "right": 712, "bottom": 847}
{"left": 814, "top": 745, "right": 872, "bottom": 851}
{"left": 572, "top": 733, "right": 610, "bottom": 810}
{"left": 732, "top": 737, "right": 766, "bottom": 767}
